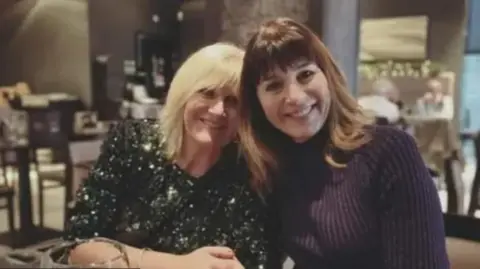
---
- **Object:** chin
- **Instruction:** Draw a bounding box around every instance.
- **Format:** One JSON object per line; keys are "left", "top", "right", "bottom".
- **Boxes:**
{"left": 197, "top": 135, "right": 229, "bottom": 147}
{"left": 195, "top": 136, "right": 214, "bottom": 145}
{"left": 289, "top": 126, "right": 323, "bottom": 143}
{"left": 291, "top": 134, "right": 314, "bottom": 143}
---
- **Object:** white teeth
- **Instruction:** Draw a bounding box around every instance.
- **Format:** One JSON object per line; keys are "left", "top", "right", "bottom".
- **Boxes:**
{"left": 202, "top": 120, "right": 224, "bottom": 129}
{"left": 291, "top": 106, "right": 311, "bottom": 118}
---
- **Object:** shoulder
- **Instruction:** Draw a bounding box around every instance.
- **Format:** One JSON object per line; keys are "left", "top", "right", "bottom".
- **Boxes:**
{"left": 370, "top": 125, "right": 417, "bottom": 151}
{"left": 102, "top": 119, "right": 163, "bottom": 153}
{"left": 108, "top": 118, "right": 161, "bottom": 138}
{"left": 353, "top": 126, "right": 420, "bottom": 169}
{"left": 362, "top": 125, "right": 425, "bottom": 176}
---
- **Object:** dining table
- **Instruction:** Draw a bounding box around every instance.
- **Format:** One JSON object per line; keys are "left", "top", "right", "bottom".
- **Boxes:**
{"left": 0, "top": 141, "right": 63, "bottom": 248}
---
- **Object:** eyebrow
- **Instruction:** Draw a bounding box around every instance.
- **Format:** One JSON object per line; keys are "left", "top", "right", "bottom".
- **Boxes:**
{"left": 262, "top": 73, "right": 276, "bottom": 82}
{"left": 292, "top": 60, "right": 310, "bottom": 68}
{"left": 261, "top": 60, "right": 312, "bottom": 83}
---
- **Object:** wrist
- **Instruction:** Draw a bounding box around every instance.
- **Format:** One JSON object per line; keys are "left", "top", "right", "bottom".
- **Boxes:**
{"left": 141, "top": 251, "right": 183, "bottom": 269}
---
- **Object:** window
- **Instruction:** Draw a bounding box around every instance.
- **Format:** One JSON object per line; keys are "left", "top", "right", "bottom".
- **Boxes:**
{"left": 466, "top": 0, "right": 480, "bottom": 53}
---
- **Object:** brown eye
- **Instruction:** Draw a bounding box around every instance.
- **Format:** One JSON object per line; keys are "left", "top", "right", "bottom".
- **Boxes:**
{"left": 265, "top": 81, "right": 283, "bottom": 92}
{"left": 297, "top": 70, "right": 314, "bottom": 83}
{"left": 198, "top": 88, "right": 216, "bottom": 99}
{"left": 224, "top": 95, "right": 238, "bottom": 106}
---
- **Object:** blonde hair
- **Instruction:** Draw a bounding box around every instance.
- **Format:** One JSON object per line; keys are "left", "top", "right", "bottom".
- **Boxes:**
{"left": 239, "top": 18, "right": 371, "bottom": 190}
{"left": 160, "top": 42, "right": 245, "bottom": 159}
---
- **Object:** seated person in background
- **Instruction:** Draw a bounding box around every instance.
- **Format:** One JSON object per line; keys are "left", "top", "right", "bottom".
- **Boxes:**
{"left": 64, "top": 43, "right": 278, "bottom": 269}
{"left": 358, "top": 78, "right": 400, "bottom": 124}
{"left": 417, "top": 77, "right": 454, "bottom": 120}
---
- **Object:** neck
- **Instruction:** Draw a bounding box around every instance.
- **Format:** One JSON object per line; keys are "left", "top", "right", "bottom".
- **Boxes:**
{"left": 175, "top": 138, "right": 222, "bottom": 178}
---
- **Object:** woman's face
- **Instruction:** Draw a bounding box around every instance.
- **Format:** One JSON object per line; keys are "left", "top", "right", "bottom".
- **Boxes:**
{"left": 257, "top": 60, "right": 331, "bottom": 143}
{"left": 183, "top": 87, "right": 239, "bottom": 147}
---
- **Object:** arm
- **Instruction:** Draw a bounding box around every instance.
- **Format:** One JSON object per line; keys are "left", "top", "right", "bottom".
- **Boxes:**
{"left": 65, "top": 120, "right": 239, "bottom": 269}
{"left": 439, "top": 95, "right": 454, "bottom": 120}
{"left": 388, "top": 103, "right": 400, "bottom": 123}
{"left": 230, "top": 187, "right": 285, "bottom": 269}
{"left": 64, "top": 120, "right": 136, "bottom": 240}
{"left": 264, "top": 192, "right": 287, "bottom": 269}
{"left": 377, "top": 129, "right": 449, "bottom": 269}
{"left": 69, "top": 241, "right": 180, "bottom": 269}
{"left": 64, "top": 120, "right": 181, "bottom": 268}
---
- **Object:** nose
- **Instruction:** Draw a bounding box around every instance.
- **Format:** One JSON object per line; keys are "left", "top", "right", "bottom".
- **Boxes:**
{"left": 285, "top": 82, "right": 308, "bottom": 104}
{"left": 208, "top": 100, "right": 225, "bottom": 116}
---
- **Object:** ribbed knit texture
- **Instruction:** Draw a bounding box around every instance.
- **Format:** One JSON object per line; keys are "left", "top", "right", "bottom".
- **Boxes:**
{"left": 275, "top": 126, "right": 449, "bottom": 269}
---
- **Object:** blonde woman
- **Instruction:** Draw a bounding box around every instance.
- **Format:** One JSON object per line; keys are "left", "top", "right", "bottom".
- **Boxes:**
{"left": 64, "top": 43, "right": 278, "bottom": 269}
{"left": 238, "top": 18, "right": 448, "bottom": 269}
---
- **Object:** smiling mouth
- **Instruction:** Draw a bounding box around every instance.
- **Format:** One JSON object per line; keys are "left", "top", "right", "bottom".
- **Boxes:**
{"left": 201, "top": 119, "right": 226, "bottom": 129}
{"left": 286, "top": 104, "right": 315, "bottom": 118}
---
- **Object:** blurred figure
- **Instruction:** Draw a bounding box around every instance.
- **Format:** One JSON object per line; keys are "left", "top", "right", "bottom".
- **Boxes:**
{"left": 418, "top": 78, "right": 454, "bottom": 119}
{"left": 358, "top": 78, "right": 400, "bottom": 124}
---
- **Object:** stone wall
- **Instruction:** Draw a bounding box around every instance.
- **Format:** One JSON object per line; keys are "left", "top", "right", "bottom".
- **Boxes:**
{"left": 217, "top": 0, "right": 309, "bottom": 46}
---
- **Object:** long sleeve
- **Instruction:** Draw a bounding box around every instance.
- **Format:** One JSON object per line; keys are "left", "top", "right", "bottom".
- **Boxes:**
{"left": 229, "top": 186, "right": 284, "bottom": 269}
{"left": 378, "top": 130, "right": 449, "bottom": 269}
{"left": 264, "top": 192, "right": 286, "bottom": 269}
{"left": 64, "top": 120, "right": 139, "bottom": 240}
{"left": 438, "top": 95, "right": 454, "bottom": 120}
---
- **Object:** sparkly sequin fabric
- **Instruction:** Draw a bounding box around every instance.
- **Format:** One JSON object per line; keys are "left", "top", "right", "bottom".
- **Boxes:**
{"left": 64, "top": 119, "right": 274, "bottom": 268}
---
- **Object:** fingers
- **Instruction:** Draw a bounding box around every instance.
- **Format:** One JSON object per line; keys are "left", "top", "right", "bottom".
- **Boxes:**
{"left": 201, "top": 246, "right": 235, "bottom": 259}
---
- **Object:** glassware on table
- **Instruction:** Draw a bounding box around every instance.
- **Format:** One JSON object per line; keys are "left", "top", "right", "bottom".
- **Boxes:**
{"left": 2, "top": 110, "right": 28, "bottom": 146}
{"left": 40, "top": 238, "right": 129, "bottom": 268}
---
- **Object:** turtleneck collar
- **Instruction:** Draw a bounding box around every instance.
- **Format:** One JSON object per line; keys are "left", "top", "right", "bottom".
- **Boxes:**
{"left": 274, "top": 127, "right": 330, "bottom": 171}
{"left": 287, "top": 127, "right": 329, "bottom": 154}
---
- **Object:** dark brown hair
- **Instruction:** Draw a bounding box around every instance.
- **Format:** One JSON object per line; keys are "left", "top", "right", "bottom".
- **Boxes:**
{"left": 238, "top": 18, "right": 370, "bottom": 190}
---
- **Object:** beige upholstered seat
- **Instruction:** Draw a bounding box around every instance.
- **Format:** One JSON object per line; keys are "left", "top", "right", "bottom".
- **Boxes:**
{"left": 447, "top": 237, "right": 480, "bottom": 269}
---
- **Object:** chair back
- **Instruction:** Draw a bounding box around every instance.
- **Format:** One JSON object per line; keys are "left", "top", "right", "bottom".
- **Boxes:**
{"left": 27, "top": 108, "right": 64, "bottom": 148}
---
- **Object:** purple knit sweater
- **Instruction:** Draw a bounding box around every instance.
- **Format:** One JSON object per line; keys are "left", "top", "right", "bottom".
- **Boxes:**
{"left": 272, "top": 126, "right": 449, "bottom": 269}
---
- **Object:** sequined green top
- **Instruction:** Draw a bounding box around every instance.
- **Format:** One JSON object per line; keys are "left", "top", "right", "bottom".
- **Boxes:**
{"left": 64, "top": 119, "right": 276, "bottom": 269}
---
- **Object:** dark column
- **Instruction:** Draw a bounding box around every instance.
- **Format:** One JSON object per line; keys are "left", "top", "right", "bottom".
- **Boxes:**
{"left": 308, "top": 0, "right": 361, "bottom": 95}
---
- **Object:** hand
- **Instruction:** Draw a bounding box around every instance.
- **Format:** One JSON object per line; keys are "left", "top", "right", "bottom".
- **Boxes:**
{"left": 176, "top": 246, "right": 245, "bottom": 269}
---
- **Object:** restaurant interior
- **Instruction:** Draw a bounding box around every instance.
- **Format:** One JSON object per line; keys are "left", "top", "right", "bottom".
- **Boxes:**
{"left": 0, "top": 0, "right": 479, "bottom": 268}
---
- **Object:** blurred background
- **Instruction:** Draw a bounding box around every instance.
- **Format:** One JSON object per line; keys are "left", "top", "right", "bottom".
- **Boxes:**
{"left": 0, "top": 0, "right": 478, "bottom": 267}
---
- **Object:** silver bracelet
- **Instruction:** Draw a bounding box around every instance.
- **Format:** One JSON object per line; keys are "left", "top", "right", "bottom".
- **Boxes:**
{"left": 69, "top": 237, "right": 132, "bottom": 267}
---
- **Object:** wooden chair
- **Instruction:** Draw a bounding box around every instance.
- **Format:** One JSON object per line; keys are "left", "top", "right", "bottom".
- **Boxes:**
{"left": 0, "top": 169, "right": 15, "bottom": 241}
{"left": 26, "top": 108, "right": 72, "bottom": 228}
{"left": 0, "top": 122, "right": 16, "bottom": 242}
{"left": 466, "top": 132, "right": 480, "bottom": 216}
